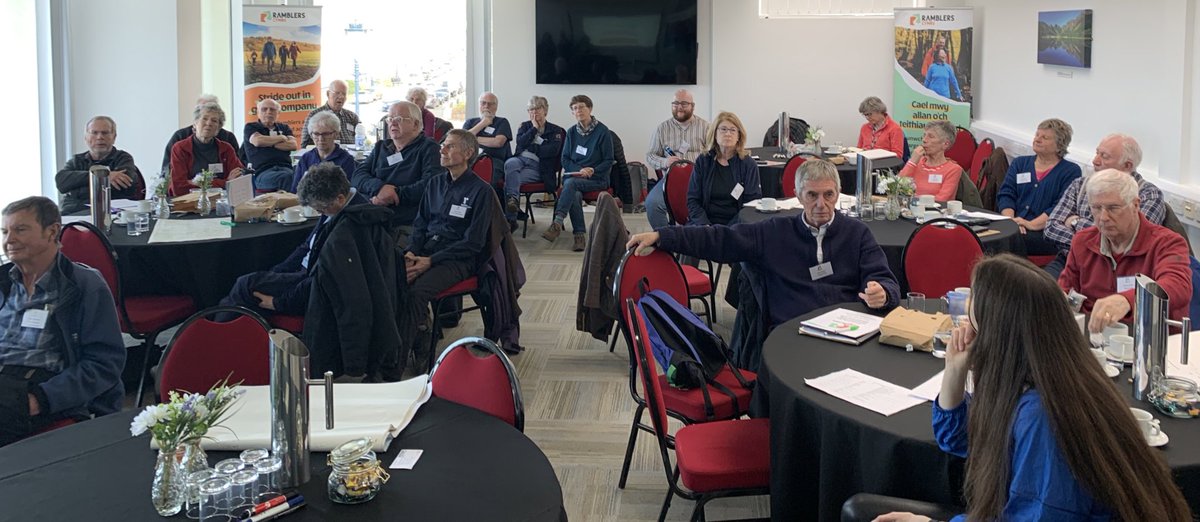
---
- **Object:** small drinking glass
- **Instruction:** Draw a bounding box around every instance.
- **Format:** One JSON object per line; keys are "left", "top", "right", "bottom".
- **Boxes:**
{"left": 239, "top": 449, "right": 269, "bottom": 466}
{"left": 860, "top": 201, "right": 874, "bottom": 221}
{"left": 873, "top": 201, "right": 887, "bottom": 220}
{"left": 135, "top": 211, "right": 151, "bottom": 233}
{"left": 186, "top": 469, "right": 218, "bottom": 520}
{"left": 253, "top": 455, "right": 284, "bottom": 503}
{"left": 932, "top": 329, "right": 952, "bottom": 358}
{"left": 198, "top": 476, "right": 233, "bottom": 522}
{"left": 214, "top": 458, "right": 245, "bottom": 475}
{"left": 907, "top": 292, "right": 926, "bottom": 313}
{"left": 229, "top": 469, "right": 258, "bottom": 515}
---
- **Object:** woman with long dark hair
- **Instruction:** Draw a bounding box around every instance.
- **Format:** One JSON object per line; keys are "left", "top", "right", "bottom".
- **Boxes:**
{"left": 872, "top": 253, "right": 1190, "bottom": 522}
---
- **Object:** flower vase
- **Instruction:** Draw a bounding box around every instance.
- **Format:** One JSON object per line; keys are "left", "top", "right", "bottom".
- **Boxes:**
{"left": 813, "top": 138, "right": 823, "bottom": 157}
{"left": 197, "top": 187, "right": 212, "bottom": 216}
{"left": 886, "top": 194, "right": 901, "bottom": 221}
{"left": 180, "top": 439, "right": 208, "bottom": 474}
{"left": 155, "top": 195, "right": 171, "bottom": 220}
{"left": 151, "top": 444, "right": 187, "bottom": 516}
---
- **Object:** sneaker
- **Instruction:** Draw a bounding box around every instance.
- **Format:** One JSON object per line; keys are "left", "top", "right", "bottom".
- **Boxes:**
{"left": 505, "top": 196, "right": 520, "bottom": 215}
{"left": 572, "top": 233, "right": 586, "bottom": 252}
{"left": 542, "top": 222, "right": 563, "bottom": 242}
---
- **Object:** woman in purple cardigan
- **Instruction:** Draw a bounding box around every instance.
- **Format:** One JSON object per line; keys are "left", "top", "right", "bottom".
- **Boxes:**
{"left": 291, "top": 111, "right": 357, "bottom": 192}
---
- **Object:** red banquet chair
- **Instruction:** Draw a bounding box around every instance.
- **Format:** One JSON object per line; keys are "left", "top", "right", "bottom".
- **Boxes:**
{"left": 660, "top": 160, "right": 717, "bottom": 325}
{"left": 969, "top": 138, "right": 994, "bottom": 190}
{"left": 944, "top": 126, "right": 977, "bottom": 171}
{"left": 425, "top": 276, "right": 487, "bottom": 373}
{"left": 157, "top": 306, "right": 272, "bottom": 398}
{"left": 610, "top": 248, "right": 757, "bottom": 490}
{"left": 59, "top": 220, "right": 196, "bottom": 407}
{"left": 518, "top": 173, "right": 558, "bottom": 239}
{"left": 779, "top": 155, "right": 807, "bottom": 199}
{"left": 269, "top": 314, "right": 304, "bottom": 334}
{"left": 902, "top": 218, "right": 985, "bottom": 299}
{"left": 430, "top": 336, "right": 523, "bottom": 431}
{"left": 625, "top": 298, "right": 770, "bottom": 521}
{"left": 471, "top": 156, "right": 494, "bottom": 185}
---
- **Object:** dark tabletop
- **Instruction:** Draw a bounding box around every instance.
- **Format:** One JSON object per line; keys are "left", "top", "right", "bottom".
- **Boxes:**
{"left": 0, "top": 398, "right": 566, "bottom": 521}
{"left": 754, "top": 302, "right": 1200, "bottom": 521}
{"left": 748, "top": 146, "right": 902, "bottom": 198}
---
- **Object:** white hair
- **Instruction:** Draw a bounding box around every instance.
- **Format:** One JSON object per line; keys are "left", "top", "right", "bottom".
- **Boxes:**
{"left": 1086, "top": 168, "right": 1138, "bottom": 205}
{"left": 308, "top": 111, "right": 341, "bottom": 133}
{"left": 256, "top": 98, "right": 281, "bottom": 111}
{"left": 1102, "top": 133, "right": 1143, "bottom": 171}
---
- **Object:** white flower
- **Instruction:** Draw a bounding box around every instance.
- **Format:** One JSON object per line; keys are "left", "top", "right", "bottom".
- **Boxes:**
{"left": 812, "top": 129, "right": 826, "bottom": 140}
{"left": 130, "top": 406, "right": 161, "bottom": 436}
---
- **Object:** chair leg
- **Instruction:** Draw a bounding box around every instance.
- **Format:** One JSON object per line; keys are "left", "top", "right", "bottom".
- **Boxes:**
{"left": 608, "top": 323, "right": 620, "bottom": 353}
{"left": 618, "top": 404, "right": 644, "bottom": 489}
{"left": 134, "top": 336, "right": 155, "bottom": 408}
{"left": 694, "top": 296, "right": 713, "bottom": 328}
{"left": 690, "top": 496, "right": 710, "bottom": 522}
{"left": 658, "top": 487, "right": 675, "bottom": 522}
{"left": 427, "top": 299, "right": 442, "bottom": 374}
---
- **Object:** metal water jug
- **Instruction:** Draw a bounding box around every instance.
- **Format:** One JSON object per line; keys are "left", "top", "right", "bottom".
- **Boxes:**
{"left": 269, "top": 329, "right": 335, "bottom": 488}
{"left": 776, "top": 112, "right": 789, "bottom": 153}
{"left": 1133, "top": 274, "right": 1190, "bottom": 401}
{"left": 89, "top": 165, "right": 111, "bottom": 232}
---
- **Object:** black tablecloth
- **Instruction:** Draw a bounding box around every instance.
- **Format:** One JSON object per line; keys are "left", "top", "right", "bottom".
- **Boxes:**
{"left": 752, "top": 303, "right": 1200, "bottom": 521}
{"left": 103, "top": 217, "right": 315, "bottom": 308}
{"left": 748, "top": 147, "right": 901, "bottom": 198}
{"left": 0, "top": 398, "right": 566, "bottom": 521}
{"left": 737, "top": 206, "right": 1021, "bottom": 292}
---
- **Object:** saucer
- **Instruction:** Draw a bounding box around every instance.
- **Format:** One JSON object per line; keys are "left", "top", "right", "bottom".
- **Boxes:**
{"left": 756, "top": 208, "right": 781, "bottom": 214}
{"left": 276, "top": 215, "right": 306, "bottom": 226}
{"left": 1103, "top": 363, "right": 1120, "bottom": 378}
{"left": 1147, "top": 430, "right": 1169, "bottom": 447}
{"left": 112, "top": 217, "right": 128, "bottom": 226}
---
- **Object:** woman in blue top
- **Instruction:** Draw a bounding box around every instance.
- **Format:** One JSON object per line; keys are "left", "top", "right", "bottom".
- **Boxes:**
{"left": 871, "top": 254, "right": 1190, "bottom": 522}
{"left": 542, "top": 94, "right": 613, "bottom": 252}
{"left": 923, "top": 50, "right": 961, "bottom": 100}
{"left": 686, "top": 111, "right": 761, "bottom": 226}
{"left": 997, "top": 118, "right": 1082, "bottom": 255}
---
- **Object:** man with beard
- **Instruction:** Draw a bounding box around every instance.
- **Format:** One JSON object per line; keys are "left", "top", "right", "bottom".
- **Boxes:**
{"left": 644, "top": 89, "right": 709, "bottom": 229}
{"left": 56, "top": 116, "right": 145, "bottom": 214}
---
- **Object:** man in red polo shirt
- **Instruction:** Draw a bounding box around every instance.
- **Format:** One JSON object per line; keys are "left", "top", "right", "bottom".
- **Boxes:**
{"left": 1058, "top": 169, "right": 1192, "bottom": 333}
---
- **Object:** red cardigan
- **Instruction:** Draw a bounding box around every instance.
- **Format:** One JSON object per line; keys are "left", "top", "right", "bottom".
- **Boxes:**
{"left": 856, "top": 117, "right": 905, "bottom": 158}
{"left": 1058, "top": 213, "right": 1192, "bottom": 321}
{"left": 169, "top": 137, "right": 243, "bottom": 196}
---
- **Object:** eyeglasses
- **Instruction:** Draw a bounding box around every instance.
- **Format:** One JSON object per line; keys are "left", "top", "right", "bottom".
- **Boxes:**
{"left": 312, "top": 131, "right": 336, "bottom": 138}
{"left": 670, "top": 101, "right": 694, "bottom": 107}
{"left": 387, "top": 116, "right": 415, "bottom": 124}
{"left": 1089, "top": 203, "right": 1131, "bottom": 216}
{"left": 716, "top": 126, "right": 739, "bottom": 134}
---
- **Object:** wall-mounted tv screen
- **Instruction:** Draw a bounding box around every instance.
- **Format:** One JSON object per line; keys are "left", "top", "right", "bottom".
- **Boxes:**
{"left": 535, "top": 0, "right": 698, "bottom": 85}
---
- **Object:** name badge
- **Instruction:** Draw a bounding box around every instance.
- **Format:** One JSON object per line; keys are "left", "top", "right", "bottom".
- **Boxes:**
{"left": 678, "top": 142, "right": 690, "bottom": 153}
{"left": 484, "top": 126, "right": 496, "bottom": 135}
{"left": 449, "top": 204, "right": 468, "bottom": 218}
{"left": 208, "top": 163, "right": 224, "bottom": 174}
{"left": 809, "top": 262, "right": 834, "bottom": 281}
{"left": 731, "top": 183, "right": 744, "bottom": 199}
{"left": 345, "top": 123, "right": 355, "bottom": 132}
{"left": 575, "top": 145, "right": 588, "bottom": 156}
{"left": 21, "top": 308, "right": 49, "bottom": 330}
{"left": 929, "top": 174, "right": 943, "bottom": 183}
{"left": 1117, "top": 276, "right": 1136, "bottom": 293}
{"left": 1016, "top": 172, "right": 1032, "bottom": 184}
{"left": 386, "top": 152, "right": 405, "bottom": 166}
{"left": 269, "top": 129, "right": 278, "bottom": 136}
{"left": 533, "top": 135, "right": 545, "bottom": 145}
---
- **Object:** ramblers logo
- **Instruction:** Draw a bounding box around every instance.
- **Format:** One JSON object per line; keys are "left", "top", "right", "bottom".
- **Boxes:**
{"left": 260, "top": 11, "right": 307, "bottom": 23}
{"left": 909, "top": 13, "right": 955, "bottom": 26}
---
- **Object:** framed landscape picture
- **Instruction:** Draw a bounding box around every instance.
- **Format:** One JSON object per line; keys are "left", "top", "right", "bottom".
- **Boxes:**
{"left": 1037, "top": 9, "right": 1093, "bottom": 68}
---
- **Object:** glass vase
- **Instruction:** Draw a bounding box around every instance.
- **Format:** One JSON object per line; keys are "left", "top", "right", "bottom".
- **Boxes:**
{"left": 886, "top": 194, "right": 901, "bottom": 221}
{"left": 197, "top": 186, "right": 212, "bottom": 216}
{"left": 180, "top": 439, "right": 209, "bottom": 475}
{"left": 155, "top": 195, "right": 171, "bottom": 219}
{"left": 152, "top": 444, "right": 187, "bottom": 516}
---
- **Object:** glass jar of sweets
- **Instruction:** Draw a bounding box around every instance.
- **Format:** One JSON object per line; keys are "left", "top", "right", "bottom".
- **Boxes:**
{"left": 327, "top": 438, "right": 389, "bottom": 504}
{"left": 1150, "top": 376, "right": 1200, "bottom": 419}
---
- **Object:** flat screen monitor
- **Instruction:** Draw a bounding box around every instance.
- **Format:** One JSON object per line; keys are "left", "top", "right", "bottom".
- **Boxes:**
{"left": 535, "top": 0, "right": 698, "bottom": 85}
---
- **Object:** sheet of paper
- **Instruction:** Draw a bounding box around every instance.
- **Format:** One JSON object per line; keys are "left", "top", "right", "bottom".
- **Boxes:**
{"left": 389, "top": 449, "right": 424, "bottom": 470}
{"left": 801, "top": 308, "right": 884, "bottom": 339}
{"left": 960, "top": 210, "right": 1012, "bottom": 221}
{"left": 62, "top": 215, "right": 93, "bottom": 225}
{"left": 805, "top": 368, "right": 927, "bottom": 416}
{"left": 147, "top": 218, "right": 233, "bottom": 243}
{"left": 228, "top": 174, "right": 255, "bottom": 207}
{"left": 110, "top": 199, "right": 139, "bottom": 211}
{"left": 908, "top": 370, "right": 944, "bottom": 401}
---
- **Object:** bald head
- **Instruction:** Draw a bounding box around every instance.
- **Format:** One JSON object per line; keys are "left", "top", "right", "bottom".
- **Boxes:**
{"left": 1092, "top": 134, "right": 1142, "bottom": 174}
{"left": 326, "top": 80, "right": 348, "bottom": 110}
{"left": 256, "top": 98, "right": 281, "bottom": 124}
{"left": 671, "top": 89, "right": 696, "bottom": 122}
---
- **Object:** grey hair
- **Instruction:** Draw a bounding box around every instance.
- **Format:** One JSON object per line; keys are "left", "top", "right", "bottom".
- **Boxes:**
{"left": 297, "top": 162, "right": 350, "bottom": 208}
{"left": 308, "top": 111, "right": 342, "bottom": 134}
{"left": 527, "top": 95, "right": 549, "bottom": 112}
{"left": 3, "top": 196, "right": 61, "bottom": 229}
{"left": 1103, "top": 133, "right": 1143, "bottom": 171}
{"left": 858, "top": 96, "right": 888, "bottom": 115}
{"left": 1086, "top": 168, "right": 1138, "bottom": 205}
{"left": 1038, "top": 118, "right": 1073, "bottom": 158}
{"left": 446, "top": 128, "right": 479, "bottom": 164}
{"left": 407, "top": 87, "right": 428, "bottom": 105}
{"left": 795, "top": 158, "right": 841, "bottom": 195}
{"left": 85, "top": 115, "right": 117, "bottom": 135}
{"left": 925, "top": 120, "right": 957, "bottom": 148}
{"left": 391, "top": 100, "right": 423, "bottom": 131}
{"left": 196, "top": 94, "right": 219, "bottom": 106}
{"left": 256, "top": 98, "right": 281, "bottom": 111}
{"left": 193, "top": 102, "right": 226, "bottom": 126}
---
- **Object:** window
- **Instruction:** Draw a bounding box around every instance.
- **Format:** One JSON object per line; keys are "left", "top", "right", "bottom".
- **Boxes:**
{"left": 758, "top": 0, "right": 927, "bottom": 18}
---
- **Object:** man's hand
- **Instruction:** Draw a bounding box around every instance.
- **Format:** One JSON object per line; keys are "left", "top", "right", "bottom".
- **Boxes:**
{"left": 109, "top": 170, "right": 134, "bottom": 190}
{"left": 372, "top": 184, "right": 399, "bottom": 206}
{"left": 228, "top": 168, "right": 244, "bottom": 180}
{"left": 858, "top": 281, "right": 887, "bottom": 309}
{"left": 580, "top": 167, "right": 594, "bottom": 178}
{"left": 252, "top": 291, "right": 276, "bottom": 311}
{"left": 27, "top": 394, "right": 39, "bottom": 416}
{"left": 1066, "top": 215, "right": 1081, "bottom": 230}
{"left": 626, "top": 232, "right": 661, "bottom": 256}
{"left": 405, "top": 254, "right": 432, "bottom": 283}
{"left": 480, "top": 111, "right": 495, "bottom": 125}
{"left": 667, "top": 155, "right": 686, "bottom": 165}
{"left": 872, "top": 512, "right": 931, "bottom": 522}
{"left": 1089, "top": 294, "right": 1132, "bottom": 333}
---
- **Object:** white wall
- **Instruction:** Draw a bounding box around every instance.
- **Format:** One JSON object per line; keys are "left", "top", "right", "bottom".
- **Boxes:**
{"left": 4, "top": 0, "right": 43, "bottom": 210}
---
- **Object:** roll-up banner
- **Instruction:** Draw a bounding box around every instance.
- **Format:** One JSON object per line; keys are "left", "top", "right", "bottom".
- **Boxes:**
{"left": 242, "top": 6, "right": 323, "bottom": 131}
{"left": 894, "top": 8, "right": 974, "bottom": 149}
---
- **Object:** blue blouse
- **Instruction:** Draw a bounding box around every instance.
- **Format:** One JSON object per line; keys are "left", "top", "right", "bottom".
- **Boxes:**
{"left": 933, "top": 390, "right": 1112, "bottom": 521}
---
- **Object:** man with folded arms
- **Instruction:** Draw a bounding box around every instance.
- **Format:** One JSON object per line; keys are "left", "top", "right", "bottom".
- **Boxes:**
{"left": 300, "top": 80, "right": 360, "bottom": 147}
{"left": 626, "top": 159, "right": 899, "bottom": 330}
{"left": 244, "top": 98, "right": 298, "bottom": 192}
{"left": 351, "top": 101, "right": 441, "bottom": 246}
{"left": 0, "top": 197, "right": 124, "bottom": 446}
{"left": 463, "top": 92, "right": 513, "bottom": 184}
{"left": 56, "top": 116, "right": 145, "bottom": 214}
{"left": 1058, "top": 169, "right": 1191, "bottom": 334}
{"left": 403, "top": 130, "right": 494, "bottom": 372}
{"left": 1043, "top": 134, "right": 1166, "bottom": 279}
{"left": 643, "top": 89, "right": 709, "bottom": 229}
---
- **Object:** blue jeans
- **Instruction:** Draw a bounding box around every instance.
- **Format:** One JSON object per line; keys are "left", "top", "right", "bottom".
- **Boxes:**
{"left": 554, "top": 176, "right": 610, "bottom": 234}
{"left": 644, "top": 182, "right": 669, "bottom": 229}
{"left": 254, "top": 165, "right": 295, "bottom": 192}
{"left": 503, "top": 156, "right": 543, "bottom": 199}
{"left": 1043, "top": 252, "right": 1068, "bottom": 280}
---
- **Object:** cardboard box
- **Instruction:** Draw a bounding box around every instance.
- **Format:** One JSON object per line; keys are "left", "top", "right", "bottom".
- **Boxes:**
{"left": 231, "top": 191, "right": 301, "bottom": 222}
{"left": 878, "top": 307, "right": 952, "bottom": 352}
{"left": 171, "top": 191, "right": 221, "bottom": 213}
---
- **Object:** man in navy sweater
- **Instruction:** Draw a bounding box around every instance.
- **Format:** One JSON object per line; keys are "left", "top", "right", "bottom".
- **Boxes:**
{"left": 627, "top": 159, "right": 900, "bottom": 329}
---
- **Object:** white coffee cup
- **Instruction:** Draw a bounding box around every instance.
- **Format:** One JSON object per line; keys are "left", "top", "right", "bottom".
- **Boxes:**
{"left": 760, "top": 198, "right": 777, "bottom": 211}
{"left": 1074, "top": 313, "right": 1086, "bottom": 336}
{"left": 120, "top": 209, "right": 136, "bottom": 224}
{"left": 300, "top": 206, "right": 320, "bottom": 218}
{"left": 1090, "top": 347, "right": 1108, "bottom": 369}
{"left": 1130, "top": 407, "right": 1162, "bottom": 440}
{"left": 919, "top": 210, "right": 941, "bottom": 223}
{"left": 946, "top": 200, "right": 963, "bottom": 215}
{"left": 136, "top": 200, "right": 154, "bottom": 213}
{"left": 282, "top": 207, "right": 304, "bottom": 223}
{"left": 1108, "top": 333, "right": 1134, "bottom": 363}
{"left": 919, "top": 194, "right": 936, "bottom": 207}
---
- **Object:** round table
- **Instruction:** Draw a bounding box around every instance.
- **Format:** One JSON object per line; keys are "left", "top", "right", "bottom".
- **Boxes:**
{"left": 737, "top": 206, "right": 1021, "bottom": 292}
{"left": 104, "top": 216, "right": 316, "bottom": 308}
{"left": 753, "top": 303, "right": 1200, "bottom": 521}
{"left": 0, "top": 398, "right": 567, "bottom": 521}
{"left": 748, "top": 146, "right": 902, "bottom": 198}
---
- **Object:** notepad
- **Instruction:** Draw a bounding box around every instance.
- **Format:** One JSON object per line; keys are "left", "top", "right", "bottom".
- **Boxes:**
{"left": 799, "top": 308, "right": 884, "bottom": 345}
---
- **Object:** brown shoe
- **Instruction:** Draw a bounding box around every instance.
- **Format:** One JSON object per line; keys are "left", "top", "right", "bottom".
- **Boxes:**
{"left": 542, "top": 222, "right": 563, "bottom": 242}
{"left": 572, "top": 234, "right": 586, "bottom": 252}
{"left": 505, "top": 196, "right": 520, "bottom": 215}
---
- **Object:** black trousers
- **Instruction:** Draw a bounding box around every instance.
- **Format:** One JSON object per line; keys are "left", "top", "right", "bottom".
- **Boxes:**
{"left": 0, "top": 368, "right": 71, "bottom": 447}
{"left": 407, "top": 259, "right": 476, "bottom": 362}
{"left": 219, "top": 270, "right": 308, "bottom": 316}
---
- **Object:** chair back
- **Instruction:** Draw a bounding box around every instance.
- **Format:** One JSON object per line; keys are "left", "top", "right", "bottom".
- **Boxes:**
{"left": 613, "top": 247, "right": 689, "bottom": 312}
{"left": 471, "top": 156, "right": 494, "bottom": 184}
{"left": 901, "top": 135, "right": 911, "bottom": 164}
{"left": 944, "top": 127, "right": 977, "bottom": 170}
{"left": 158, "top": 306, "right": 272, "bottom": 397}
{"left": 955, "top": 169, "right": 983, "bottom": 208}
{"left": 624, "top": 298, "right": 674, "bottom": 469}
{"left": 780, "top": 155, "right": 807, "bottom": 199}
{"left": 970, "top": 138, "right": 994, "bottom": 189}
{"left": 902, "top": 218, "right": 984, "bottom": 298}
{"left": 59, "top": 221, "right": 129, "bottom": 329}
{"left": 663, "top": 161, "right": 694, "bottom": 226}
{"left": 1162, "top": 204, "right": 1193, "bottom": 253}
{"left": 431, "top": 337, "right": 524, "bottom": 431}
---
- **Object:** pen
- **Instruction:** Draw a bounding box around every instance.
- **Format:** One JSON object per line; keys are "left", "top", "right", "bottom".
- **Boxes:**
{"left": 246, "top": 495, "right": 304, "bottom": 522}
{"left": 242, "top": 493, "right": 295, "bottom": 517}
{"left": 259, "top": 502, "right": 306, "bottom": 522}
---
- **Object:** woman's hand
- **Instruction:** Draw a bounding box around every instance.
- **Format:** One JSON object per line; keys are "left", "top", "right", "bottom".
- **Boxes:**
{"left": 910, "top": 146, "right": 925, "bottom": 162}
{"left": 872, "top": 513, "right": 932, "bottom": 522}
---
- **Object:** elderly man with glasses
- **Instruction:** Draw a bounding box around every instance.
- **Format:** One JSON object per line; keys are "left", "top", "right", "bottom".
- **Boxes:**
{"left": 1058, "top": 168, "right": 1191, "bottom": 334}
{"left": 643, "top": 89, "right": 709, "bottom": 229}
{"left": 300, "top": 80, "right": 360, "bottom": 147}
{"left": 56, "top": 116, "right": 145, "bottom": 214}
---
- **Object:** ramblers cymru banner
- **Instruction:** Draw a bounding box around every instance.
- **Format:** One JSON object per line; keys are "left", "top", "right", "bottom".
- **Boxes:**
{"left": 242, "top": 6, "right": 322, "bottom": 131}
{"left": 893, "top": 8, "right": 973, "bottom": 149}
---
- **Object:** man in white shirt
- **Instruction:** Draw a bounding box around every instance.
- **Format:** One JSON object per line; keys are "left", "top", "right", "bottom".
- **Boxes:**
{"left": 644, "top": 89, "right": 709, "bottom": 229}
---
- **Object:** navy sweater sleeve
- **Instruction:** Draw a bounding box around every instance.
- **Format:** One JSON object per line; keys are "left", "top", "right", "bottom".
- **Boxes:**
{"left": 350, "top": 141, "right": 387, "bottom": 197}
{"left": 657, "top": 220, "right": 770, "bottom": 264}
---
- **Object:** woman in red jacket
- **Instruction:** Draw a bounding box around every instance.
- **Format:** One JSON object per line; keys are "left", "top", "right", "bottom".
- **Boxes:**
{"left": 856, "top": 96, "right": 905, "bottom": 158}
{"left": 169, "top": 102, "right": 244, "bottom": 196}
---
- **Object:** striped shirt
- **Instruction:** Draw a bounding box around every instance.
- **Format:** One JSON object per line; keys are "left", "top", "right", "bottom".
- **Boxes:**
{"left": 646, "top": 116, "right": 710, "bottom": 172}
{"left": 300, "top": 105, "right": 362, "bottom": 147}
{"left": 0, "top": 264, "right": 65, "bottom": 372}
{"left": 1044, "top": 171, "right": 1167, "bottom": 253}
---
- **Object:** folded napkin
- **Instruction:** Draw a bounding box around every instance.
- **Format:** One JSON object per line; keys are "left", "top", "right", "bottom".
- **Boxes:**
{"left": 154, "top": 377, "right": 431, "bottom": 452}
{"left": 744, "top": 197, "right": 802, "bottom": 211}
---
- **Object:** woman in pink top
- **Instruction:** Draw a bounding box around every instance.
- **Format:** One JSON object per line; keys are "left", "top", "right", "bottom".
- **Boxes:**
{"left": 856, "top": 96, "right": 905, "bottom": 158}
{"left": 900, "top": 120, "right": 962, "bottom": 202}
